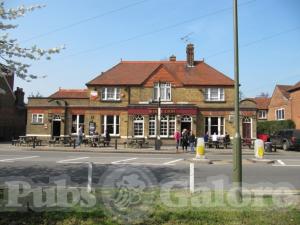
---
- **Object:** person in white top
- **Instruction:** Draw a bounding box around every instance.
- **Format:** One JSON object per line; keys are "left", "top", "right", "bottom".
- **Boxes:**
{"left": 212, "top": 132, "right": 218, "bottom": 149}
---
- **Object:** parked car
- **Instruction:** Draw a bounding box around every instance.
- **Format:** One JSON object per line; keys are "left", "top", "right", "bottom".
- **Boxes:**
{"left": 270, "top": 129, "right": 300, "bottom": 151}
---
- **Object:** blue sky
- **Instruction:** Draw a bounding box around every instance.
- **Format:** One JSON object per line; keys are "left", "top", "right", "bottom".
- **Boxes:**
{"left": 6, "top": 0, "right": 300, "bottom": 99}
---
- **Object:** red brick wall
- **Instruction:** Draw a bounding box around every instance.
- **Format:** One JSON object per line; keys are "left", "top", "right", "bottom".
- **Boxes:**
{"left": 290, "top": 90, "right": 300, "bottom": 129}
{"left": 268, "top": 86, "right": 291, "bottom": 121}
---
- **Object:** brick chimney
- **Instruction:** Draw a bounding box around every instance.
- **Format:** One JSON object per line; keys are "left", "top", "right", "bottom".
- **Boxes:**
{"left": 186, "top": 43, "right": 194, "bottom": 67}
{"left": 14, "top": 87, "right": 25, "bottom": 107}
{"left": 169, "top": 55, "right": 176, "bottom": 61}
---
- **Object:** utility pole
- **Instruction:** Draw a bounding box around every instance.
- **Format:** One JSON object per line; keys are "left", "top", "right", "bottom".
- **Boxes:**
{"left": 233, "top": 0, "right": 242, "bottom": 202}
{"left": 155, "top": 81, "right": 161, "bottom": 150}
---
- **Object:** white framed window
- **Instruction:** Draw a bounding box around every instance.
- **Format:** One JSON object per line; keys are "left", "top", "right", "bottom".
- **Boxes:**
{"left": 149, "top": 115, "right": 156, "bottom": 137}
{"left": 204, "top": 88, "right": 225, "bottom": 101}
{"left": 31, "top": 114, "right": 44, "bottom": 124}
{"left": 205, "top": 117, "right": 225, "bottom": 136}
{"left": 276, "top": 108, "right": 285, "bottom": 120}
{"left": 160, "top": 115, "right": 176, "bottom": 137}
{"left": 101, "top": 115, "right": 120, "bottom": 136}
{"left": 133, "top": 115, "right": 144, "bottom": 137}
{"left": 154, "top": 82, "right": 171, "bottom": 101}
{"left": 258, "top": 110, "right": 267, "bottom": 119}
{"left": 101, "top": 87, "right": 120, "bottom": 101}
{"left": 72, "top": 115, "right": 85, "bottom": 134}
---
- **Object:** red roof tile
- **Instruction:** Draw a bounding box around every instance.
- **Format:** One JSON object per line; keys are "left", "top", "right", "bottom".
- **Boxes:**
{"left": 253, "top": 97, "right": 270, "bottom": 110}
{"left": 288, "top": 81, "right": 300, "bottom": 92}
{"left": 49, "top": 89, "right": 88, "bottom": 99}
{"left": 86, "top": 61, "right": 234, "bottom": 86}
{"left": 277, "top": 85, "right": 293, "bottom": 99}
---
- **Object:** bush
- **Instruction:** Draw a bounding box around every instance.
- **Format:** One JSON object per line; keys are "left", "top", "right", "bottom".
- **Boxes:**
{"left": 257, "top": 120, "right": 296, "bottom": 135}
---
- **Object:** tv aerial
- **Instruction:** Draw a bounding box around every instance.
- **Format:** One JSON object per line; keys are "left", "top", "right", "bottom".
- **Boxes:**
{"left": 180, "top": 32, "right": 194, "bottom": 43}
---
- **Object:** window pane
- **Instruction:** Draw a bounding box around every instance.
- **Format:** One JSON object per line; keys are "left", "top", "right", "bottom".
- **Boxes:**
{"left": 160, "top": 121, "right": 168, "bottom": 136}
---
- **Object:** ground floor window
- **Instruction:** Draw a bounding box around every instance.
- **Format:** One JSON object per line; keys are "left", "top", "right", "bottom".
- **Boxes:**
{"left": 155, "top": 115, "right": 176, "bottom": 137}
{"left": 72, "top": 115, "right": 84, "bottom": 134}
{"left": 149, "top": 115, "right": 156, "bottom": 136}
{"left": 276, "top": 108, "right": 285, "bottom": 120}
{"left": 32, "top": 114, "right": 44, "bottom": 124}
{"left": 101, "top": 115, "right": 119, "bottom": 135}
{"left": 205, "top": 117, "right": 224, "bottom": 136}
{"left": 133, "top": 115, "right": 144, "bottom": 137}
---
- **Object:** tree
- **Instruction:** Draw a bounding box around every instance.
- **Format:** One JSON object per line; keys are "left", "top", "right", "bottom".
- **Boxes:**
{"left": 0, "top": 1, "right": 64, "bottom": 88}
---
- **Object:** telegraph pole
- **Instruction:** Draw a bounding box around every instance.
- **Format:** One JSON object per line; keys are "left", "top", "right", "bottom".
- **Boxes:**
{"left": 233, "top": 0, "right": 242, "bottom": 201}
{"left": 155, "top": 81, "right": 161, "bottom": 150}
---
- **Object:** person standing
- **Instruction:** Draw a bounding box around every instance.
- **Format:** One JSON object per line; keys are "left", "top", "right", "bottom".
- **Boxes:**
{"left": 77, "top": 125, "right": 83, "bottom": 146}
{"left": 212, "top": 132, "right": 218, "bottom": 149}
{"left": 181, "top": 129, "right": 189, "bottom": 152}
{"left": 174, "top": 130, "right": 181, "bottom": 153}
{"left": 105, "top": 130, "right": 111, "bottom": 146}
{"left": 189, "top": 132, "right": 196, "bottom": 152}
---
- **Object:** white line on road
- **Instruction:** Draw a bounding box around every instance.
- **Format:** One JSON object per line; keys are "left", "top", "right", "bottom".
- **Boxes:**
{"left": 0, "top": 156, "right": 39, "bottom": 162}
{"left": 111, "top": 158, "right": 137, "bottom": 164}
{"left": 163, "top": 158, "right": 183, "bottom": 165}
{"left": 57, "top": 157, "right": 89, "bottom": 163}
{"left": 277, "top": 160, "right": 286, "bottom": 166}
{"left": 273, "top": 165, "right": 300, "bottom": 167}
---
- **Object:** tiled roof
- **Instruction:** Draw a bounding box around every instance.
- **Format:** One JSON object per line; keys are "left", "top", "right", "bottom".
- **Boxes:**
{"left": 277, "top": 85, "right": 293, "bottom": 99}
{"left": 288, "top": 81, "right": 300, "bottom": 92}
{"left": 86, "top": 61, "right": 234, "bottom": 86}
{"left": 253, "top": 97, "right": 270, "bottom": 110}
{"left": 49, "top": 89, "right": 88, "bottom": 99}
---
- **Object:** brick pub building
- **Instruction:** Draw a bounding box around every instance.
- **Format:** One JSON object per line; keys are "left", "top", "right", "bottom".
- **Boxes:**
{"left": 26, "top": 44, "right": 257, "bottom": 144}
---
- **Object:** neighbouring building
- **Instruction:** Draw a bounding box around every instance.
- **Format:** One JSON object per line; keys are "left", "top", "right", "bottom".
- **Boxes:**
{"left": 0, "top": 65, "right": 26, "bottom": 141}
{"left": 253, "top": 97, "right": 270, "bottom": 121}
{"left": 26, "top": 44, "right": 258, "bottom": 143}
{"left": 267, "top": 82, "right": 300, "bottom": 128}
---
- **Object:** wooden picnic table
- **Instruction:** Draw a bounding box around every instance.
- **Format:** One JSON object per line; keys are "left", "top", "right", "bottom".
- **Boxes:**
{"left": 125, "top": 138, "right": 149, "bottom": 148}
{"left": 12, "top": 136, "right": 42, "bottom": 146}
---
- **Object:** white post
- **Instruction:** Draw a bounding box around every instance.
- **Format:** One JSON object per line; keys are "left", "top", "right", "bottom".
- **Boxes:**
{"left": 190, "top": 163, "right": 194, "bottom": 193}
{"left": 87, "top": 162, "right": 93, "bottom": 193}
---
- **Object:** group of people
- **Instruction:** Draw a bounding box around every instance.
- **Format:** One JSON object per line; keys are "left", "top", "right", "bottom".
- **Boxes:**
{"left": 174, "top": 129, "right": 196, "bottom": 153}
{"left": 76, "top": 126, "right": 111, "bottom": 146}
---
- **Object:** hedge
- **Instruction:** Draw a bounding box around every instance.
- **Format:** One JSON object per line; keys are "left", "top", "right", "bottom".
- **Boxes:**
{"left": 257, "top": 120, "right": 296, "bottom": 135}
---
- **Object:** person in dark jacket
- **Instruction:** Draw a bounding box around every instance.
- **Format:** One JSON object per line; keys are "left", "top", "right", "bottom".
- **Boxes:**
{"left": 105, "top": 130, "right": 111, "bottom": 146}
{"left": 181, "top": 129, "right": 189, "bottom": 152}
{"left": 189, "top": 132, "right": 196, "bottom": 152}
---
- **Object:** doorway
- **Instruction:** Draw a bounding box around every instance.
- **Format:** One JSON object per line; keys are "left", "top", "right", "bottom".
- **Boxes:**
{"left": 242, "top": 117, "right": 252, "bottom": 139}
{"left": 181, "top": 115, "right": 192, "bottom": 133}
{"left": 52, "top": 115, "right": 61, "bottom": 137}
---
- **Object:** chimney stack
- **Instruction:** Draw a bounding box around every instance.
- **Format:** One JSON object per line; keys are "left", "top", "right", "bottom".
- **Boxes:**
{"left": 186, "top": 43, "right": 194, "bottom": 67}
{"left": 169, "top": 55, "right": 176, "bottom": 61}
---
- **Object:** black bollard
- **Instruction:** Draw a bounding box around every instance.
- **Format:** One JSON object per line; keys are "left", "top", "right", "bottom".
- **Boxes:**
{"left": 33, "top": 137, "right": 36, "bottom": 148}
{"left": 115, "top": 139, "right": 117, "bottom": 150}
{"left": 73, "top": 139, "right": 76, "bottom": 149}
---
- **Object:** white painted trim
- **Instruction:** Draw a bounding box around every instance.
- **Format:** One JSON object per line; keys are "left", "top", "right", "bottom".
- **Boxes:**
{"left": 26, "top": 134, "right": 51, "bottom": 137}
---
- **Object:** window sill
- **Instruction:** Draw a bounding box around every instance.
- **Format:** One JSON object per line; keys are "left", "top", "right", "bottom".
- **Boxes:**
{"left": 101, "top": 100, "right": 121, "bottom": 103}
{"left": 204, "top": 100, "right": 226, "bottom": 103}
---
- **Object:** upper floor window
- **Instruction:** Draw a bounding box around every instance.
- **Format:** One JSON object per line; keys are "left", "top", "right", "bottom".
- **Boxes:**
{"left": 154, "top": 82, "right": 171, "bottom": 101}
{"left": 276, "top": 108, "right": 285, "bottom": 120}
{"left": 258, "top": 110, "right": 267, "bottom": 119}
{"left": 204, "top": 88, "right": 225, "bottom": 102}
{"left": 101, "top": 87, "right": 120, "bottom": 101}
{"left": 32, "top": 114, "right": 43, "bottom": 124}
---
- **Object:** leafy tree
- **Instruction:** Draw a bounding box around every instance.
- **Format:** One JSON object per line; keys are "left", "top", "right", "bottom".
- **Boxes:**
{"left": 0, "top": 1, "right": 64, "bottom": 90}
{"left": 257, "top": 120, "right": 296, "bottom": 135}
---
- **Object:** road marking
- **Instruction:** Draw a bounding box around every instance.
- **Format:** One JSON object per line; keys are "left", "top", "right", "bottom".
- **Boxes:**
{"left": 163, "top": 158, "right": 183, "bottom": 165}
{"left": 0, "top": 156, "right": 39, "bottom": 162}
{"left": 57, "top": 157, "right": 89, "bottom": 163}
{"left": 111, "top": 158, "right": 137, "bottom": 164}
{"left": 277, "top": 160, "right": 286, "bottom": 166}
{"left": 273, "top": 165, "right": 300, "bottom": 167}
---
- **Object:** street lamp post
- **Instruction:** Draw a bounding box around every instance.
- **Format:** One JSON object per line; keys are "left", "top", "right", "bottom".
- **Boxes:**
{"left": 233, "top": 0, "right": 242, "bottom": 202}
{"left": 155, "top": 81, "right": 161, "bottom": 150}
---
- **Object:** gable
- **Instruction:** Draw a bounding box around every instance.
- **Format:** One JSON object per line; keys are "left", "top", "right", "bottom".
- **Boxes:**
{"left": 269, "top": 86, "right": 289, "bottom": 107}
{"left": 143, "top": 65, "right": 182, "bottom": 87}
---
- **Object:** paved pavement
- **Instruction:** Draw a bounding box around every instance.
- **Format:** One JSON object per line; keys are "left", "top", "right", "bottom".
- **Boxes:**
{"left": 0, "top": 144, "right": 300, "bottom": 190}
